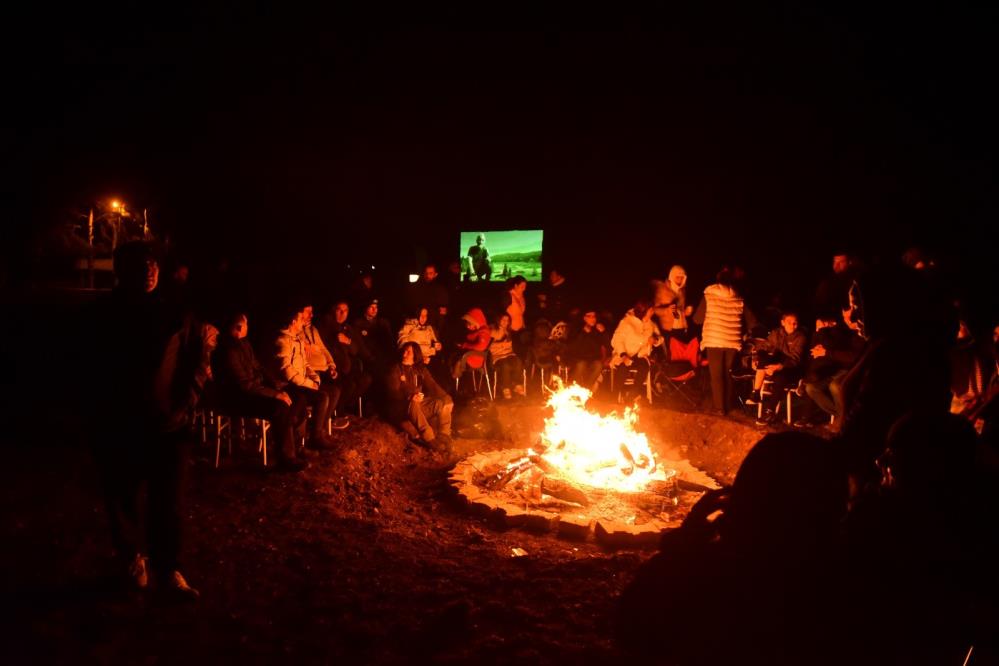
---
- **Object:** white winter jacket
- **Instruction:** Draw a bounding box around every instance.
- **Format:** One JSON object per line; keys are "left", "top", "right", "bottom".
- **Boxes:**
{"left": 275, "top": 328, "right": 320, "bottom": 389}
{"left": 397, "top": 319, "right": 440, "bottom": 359}
{"left": 610, "top": 310, "right": 658, "bottom": 366}
{"left": 699, "top": 284, "right": 746, "bottom": 350}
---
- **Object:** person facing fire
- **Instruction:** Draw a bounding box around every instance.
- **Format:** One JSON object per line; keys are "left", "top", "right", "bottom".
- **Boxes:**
{"left": 386, "top": 342, "right": 453, "bottom": 452}
{"left": 320, "top": 300, "right": 373, "bottom": 414}
{"left": 213, "top": 312, "right": 307, "bottom": 471}
{"left": 750, "top": 311, "right": 808, "bottom": 423}
{"left": 611, "top": 300, "right": 662, "bottom": 402}
{"left": 451, "top": 307, "right": 491, "bottom": 381}
{"left": 652, "top": 264, "right": 693, "bottom": 338}
{"left": 273, "top": 305, "right": 338, "bottom": 451}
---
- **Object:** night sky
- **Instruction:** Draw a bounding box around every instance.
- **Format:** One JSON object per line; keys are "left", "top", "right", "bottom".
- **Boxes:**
{"left": 6, "top": 4, "right": 998, "bottom": 318}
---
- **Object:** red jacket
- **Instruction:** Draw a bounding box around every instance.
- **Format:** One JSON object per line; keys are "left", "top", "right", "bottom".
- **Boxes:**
{"left": 459, "top": 308, "right": 491, "bottom": 368}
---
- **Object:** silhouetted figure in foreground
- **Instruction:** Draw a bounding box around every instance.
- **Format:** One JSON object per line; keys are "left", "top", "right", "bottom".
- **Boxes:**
{"left": 846, "top": 412, "right": 993, "bottom": 665}
{"left": 88, "top": 241, "right": 208, "bottom": 599}
{"left": 618, "top": 432, "right": 849, "bottom": 665}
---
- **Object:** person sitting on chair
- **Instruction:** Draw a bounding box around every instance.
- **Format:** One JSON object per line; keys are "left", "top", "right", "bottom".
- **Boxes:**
{"left": 611, "top": 300, "right": 663, "bottom": 402}
{"left": 320, "top": 300, "right": 373, "bottom": 414}
{"left": 397, "top": 306, "right": 443, "bottom": 365}
{"left": 386, "top": 342, "right": 453, "bottom": 452}
{"left": 213, "top": 313, "right": 307, "bottom": 472}
{"left": 567, "top": 310, "right": 609, "bottom": 392}
{"left": 490, "top": 312, "right": 525, "bottom": 400}
{"left": 796, "top": 309, "right": 865, "bottom": 430}
{"left": 273, "top": 305, "right": 337, "bottom": 450}
{"left": 530, "top": 318, "right": 569, "bottom": 387}
{"left": 750, "top": 311, "right": 808, "bottom": 423}
{"left": 301, "top": 303, "right": 350, "bottom": 430}
{"left": 451, "top": 307, "right": 491, "bottom": 383}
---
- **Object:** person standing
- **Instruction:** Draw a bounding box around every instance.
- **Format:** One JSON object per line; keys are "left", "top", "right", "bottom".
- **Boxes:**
{"left": 88, "top": 241, "right": 208, "bottom": 599}
{"left": 694, "top": 267, "right": 758, "bottom": 415}
{"left": 652, "top": 265, "right": 693, "bottom": 338}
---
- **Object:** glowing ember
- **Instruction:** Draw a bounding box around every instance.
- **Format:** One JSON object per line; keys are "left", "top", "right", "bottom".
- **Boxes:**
{"left": 536, "top": 382, "right": 675, "bottom": 492}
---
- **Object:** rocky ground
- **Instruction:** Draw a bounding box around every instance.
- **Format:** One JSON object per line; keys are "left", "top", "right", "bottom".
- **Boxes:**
{"left": 1, "top": 396, "right": 766, "bottom": 665}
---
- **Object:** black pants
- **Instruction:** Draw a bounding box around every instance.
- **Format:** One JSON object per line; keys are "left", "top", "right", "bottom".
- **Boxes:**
{"left": 96, "top": 428, "right": 190, "bottom": 575}
{"left": 572, "top": 359, "right": 604, "bottom": 391}
{"left": 317, "top": 370, "right": 342, "bottom": 420}
{"left": 338, "top": 366, "right": 373, "bottom": 414}
{"left": 706, "top": 347, "right": 737, "bottom": 413}
{"left": 763, "top": 369, "right": 802, "bottom": 411}
{"left": 286, "top": 385, "right": 330, "bottom": 440}
{"left": 494, "top": 356, "right": 524, "bottom": 394}
{"left": 222, "top": 392, "right": 298, "bottom": 462}
{"left": 613, "top": 358, "right": 650, "bottom": 400}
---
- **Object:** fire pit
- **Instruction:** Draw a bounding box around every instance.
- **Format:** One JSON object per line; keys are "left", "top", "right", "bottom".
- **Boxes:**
{"left": 448, "top": 382, "right": 720, "bottom": 548}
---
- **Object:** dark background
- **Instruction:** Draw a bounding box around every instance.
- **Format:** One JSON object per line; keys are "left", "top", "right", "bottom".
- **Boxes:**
{"left": 4, "top": 3, "right": 997, "bottom": 323}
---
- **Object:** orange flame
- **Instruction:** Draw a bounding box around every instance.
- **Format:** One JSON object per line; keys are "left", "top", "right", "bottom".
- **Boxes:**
{"left": 538, "top": 383, "right": 674, "bottom": 492}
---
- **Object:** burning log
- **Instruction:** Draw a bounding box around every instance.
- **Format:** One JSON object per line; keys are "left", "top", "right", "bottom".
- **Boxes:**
{"left": 479, "top": 457, "right": 533, "bottom": 491}
{"left": 540, "top": 477, "right": 590, "bottom": 507}
{"left": 619, "top": 443, "right": 655, "bottom": 477}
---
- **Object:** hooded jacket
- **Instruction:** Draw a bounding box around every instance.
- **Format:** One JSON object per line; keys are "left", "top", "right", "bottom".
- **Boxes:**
{"left": 458, "top": 308, "right": 491, "bottom": 369}
{"left": 652, "top": 266, "right": 689, "bottom": 331}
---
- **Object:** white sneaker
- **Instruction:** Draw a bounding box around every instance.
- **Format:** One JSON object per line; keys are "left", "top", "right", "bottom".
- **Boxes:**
{"left": 163, "top": 570, "right": 200, "bottom": 600}
{"left": 128, "top": 553, "right": 149, "bottom": 589}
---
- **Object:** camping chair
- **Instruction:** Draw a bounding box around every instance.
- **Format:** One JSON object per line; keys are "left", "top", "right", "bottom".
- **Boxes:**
{"left": 652, "top": 336, "right": 702, "bottom": 407}
{"left": 611, "top": 358, "right": 653, "bottom": 404}
{"left": 455, "top": 350, "right": 493, "bottom": 399}
{"left": 214, "top": 413, "right": 270, "bottom": 468}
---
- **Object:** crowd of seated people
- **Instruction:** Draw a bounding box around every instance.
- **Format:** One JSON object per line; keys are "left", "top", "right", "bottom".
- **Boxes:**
{"left": 128, "top": 246, "right": 998, "bottom": 474}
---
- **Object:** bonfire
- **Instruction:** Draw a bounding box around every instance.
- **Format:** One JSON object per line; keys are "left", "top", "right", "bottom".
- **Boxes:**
{"left": 467, "top": 380, "right": 716, "bottom": 518}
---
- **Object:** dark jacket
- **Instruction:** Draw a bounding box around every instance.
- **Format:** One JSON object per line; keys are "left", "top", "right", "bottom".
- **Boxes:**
{"left": 354, "top": 315, "right": 394, "bottom": 362}
{"left": 567, "top": 326, "right": 609, "bottom": 363}
{"left": 806, "top": 325, "right": 865, "bottom": 382}
{"left": 406, "top": 279, "right": 449, "bottom": 316}
{"left": 89, "top": 289, "right": 208, "bottom": 434}
{"left": 321, "top": 315, "right": 365, "bottom": 374}
{"left": 213, "top": 336, "right": 284, "bottom": 402}
{"left": 759, "top": 328, "right": 808, "bottom": 370}
{"left": 385, "top": 362, "right": 448, "bottom": 404}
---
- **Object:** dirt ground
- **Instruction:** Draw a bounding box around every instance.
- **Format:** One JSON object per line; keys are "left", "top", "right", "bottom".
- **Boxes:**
{"left": 1, "top": 398, "right": 765, "bottom": 665}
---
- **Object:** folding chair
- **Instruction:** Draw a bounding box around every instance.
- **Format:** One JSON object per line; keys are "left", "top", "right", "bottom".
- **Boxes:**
{"left": 455, "top": 350, "right": 493, "bottom": 399}
{"left": 612, "top": 360, "right": 653, "bottom": 404}
{"left": 214, "top": 414, "right": 270, "bottom": 468}
{"left": 492, "top": 365, "right": 528, "bottom": 399}
{"left": 652, "top": 336, "right": 702, "bottom": 407}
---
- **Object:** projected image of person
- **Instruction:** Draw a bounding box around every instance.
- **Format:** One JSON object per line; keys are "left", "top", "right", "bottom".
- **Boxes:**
{"left": 466, "top": 233, "right": 492, "bottom": 281}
